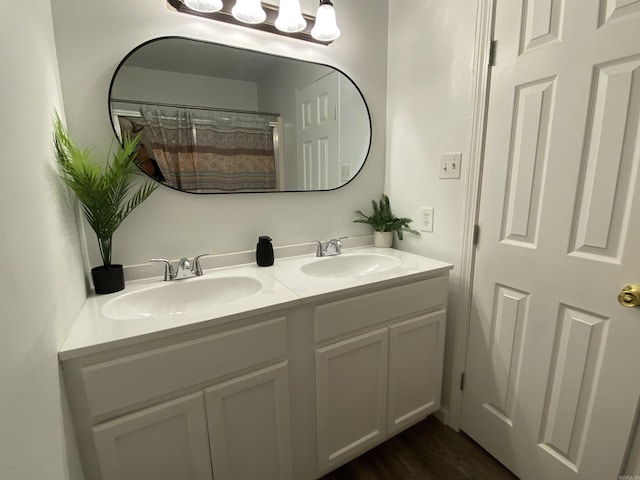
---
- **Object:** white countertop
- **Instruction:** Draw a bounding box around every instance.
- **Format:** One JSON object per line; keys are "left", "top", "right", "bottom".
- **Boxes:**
{"left": 269, "top": 247, "right": 452, "bottom": 297}
{"left": 59, "top": 247, "right": 452, "bottom": 361}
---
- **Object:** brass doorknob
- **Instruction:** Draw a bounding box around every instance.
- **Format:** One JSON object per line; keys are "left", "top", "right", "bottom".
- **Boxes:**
{"left": 618, "top": 285, "right": 640, "bottom": 308}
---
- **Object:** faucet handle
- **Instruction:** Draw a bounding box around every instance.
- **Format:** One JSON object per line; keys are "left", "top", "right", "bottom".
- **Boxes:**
{"left": 325, "top": 237, "right": 345, "bottom": 256}
{"left": 192, "top": 252, "right": 213, "bottom": 276}
{"left": 150, "top": 258, "right": 175, "bottom": 281}
{"left": 335, "top": 236, "right": 348, "bottom": 247}
{"left": 312, "top": 241, "right": 324, "bottom": 257}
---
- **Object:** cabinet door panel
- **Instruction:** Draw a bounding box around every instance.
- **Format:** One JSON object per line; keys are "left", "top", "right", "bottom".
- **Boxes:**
{"left": 92, "top": 392, "right": 212, "bottom": 480}
{"left": 388, "top": 310, "right": 446, "bottom": 434}
{"left": 316, "top": 328, "right": 388, "bottom": 472}
{"left": 205, "top": 362, "right": 292, "bottom": 480}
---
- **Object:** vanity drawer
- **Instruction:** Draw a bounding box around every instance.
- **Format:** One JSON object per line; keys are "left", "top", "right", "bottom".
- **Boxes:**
{"left": 314, "top": 276, "right": 448, "bottom": 342}
{"left": 81, "top": 317, "right": 287, "bottom": 418}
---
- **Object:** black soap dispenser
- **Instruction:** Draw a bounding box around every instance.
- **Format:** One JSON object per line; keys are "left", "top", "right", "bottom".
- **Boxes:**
{"left": 256, "top": 236, "right": 274, "bottom": 267}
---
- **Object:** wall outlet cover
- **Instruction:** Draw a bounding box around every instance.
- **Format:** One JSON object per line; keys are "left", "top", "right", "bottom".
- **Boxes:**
{"left": 420, "top": 207, "right": 434, "bottom": 233}
{"left": 340, "top": 163, "right": 352, "bottom": 183}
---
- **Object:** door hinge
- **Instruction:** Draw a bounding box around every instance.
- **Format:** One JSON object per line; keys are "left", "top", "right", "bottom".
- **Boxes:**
{"left": 489, "top": 40, "right": 497, "bottom": 67}
{"left": 460, "top": 372, "right": 466, "bottom": 391}
{"left": 473, "top": 224, "right": 480, "bottom": 246}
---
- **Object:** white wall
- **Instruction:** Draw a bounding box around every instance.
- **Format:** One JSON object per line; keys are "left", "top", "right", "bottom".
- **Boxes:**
{"left": 0, "top": 1, "right": 88, "bottom": 479}
{"left": 386, "top": 0, "right": 478, "bottom": 418}
{"left": 113, "top": 65, "right": 260, "bottom": 111}
{"left": 339, "top": 74, "right": 370, "bottom": 185}
{"left": 51, "top": 0, "right": 389, "bottom": 270}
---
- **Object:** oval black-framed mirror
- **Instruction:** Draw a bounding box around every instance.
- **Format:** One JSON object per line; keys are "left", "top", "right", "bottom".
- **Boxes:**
{"left": 108, "top": 37, "right": 372, "bottom": 194}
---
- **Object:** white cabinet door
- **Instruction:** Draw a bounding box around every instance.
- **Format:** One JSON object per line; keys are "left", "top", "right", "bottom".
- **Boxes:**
{"left": 92, "top": 392, "right": 213, "bottom": 480}
{"left": 316, "top": 328, "right": 388, "bottom": 472}
{"left": 205, "top": 362, "right": 293, "bottom": 480}
{"left": 388, "top": 310, "right": 446, "bottom": 435}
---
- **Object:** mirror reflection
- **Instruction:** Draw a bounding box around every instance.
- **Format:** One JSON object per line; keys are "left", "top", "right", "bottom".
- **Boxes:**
{"left": 109, "top": 37, "right": 371, "bottom": 193}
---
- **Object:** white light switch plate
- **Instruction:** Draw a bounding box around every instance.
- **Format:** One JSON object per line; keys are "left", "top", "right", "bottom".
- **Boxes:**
{"left": 440, "top": 153, "right": 462, "bottom": 179}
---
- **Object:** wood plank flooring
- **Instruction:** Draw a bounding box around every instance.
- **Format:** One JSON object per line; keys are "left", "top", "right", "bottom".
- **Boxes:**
{"left": 320, "top": 416, "right": 519, "bottom": 480}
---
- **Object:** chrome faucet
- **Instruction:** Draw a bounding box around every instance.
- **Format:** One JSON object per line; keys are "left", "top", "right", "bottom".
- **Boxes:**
{"left": 175, "top": 257, "right": 194, "bottom": 280}
{"left": 151, "top": 253, "right": 213, "bottom": 281}
{"left": 313, "top": 238, "right": 346, "bottom": 257}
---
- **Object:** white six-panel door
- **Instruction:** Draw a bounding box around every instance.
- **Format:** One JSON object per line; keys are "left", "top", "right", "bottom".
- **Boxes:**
{"left": 462, "top": 1, "right": 640, "bottom": 479}
{"left": 296, "top": 72, "right": 339, "bottom": 190}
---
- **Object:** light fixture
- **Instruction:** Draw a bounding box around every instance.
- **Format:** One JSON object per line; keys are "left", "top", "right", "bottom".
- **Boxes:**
{"left": 184, "top": 0, "right": 223, "bottom": 12}
{"left": 311, "top": 0, "right": 341, "bottom": 42}
{"left": 275, "top": 0, "right": 306, "bottom": 33}
{"left": 170, "top": 0, "right": 340, "bottom": 45}
{"left": 232, "top": 0, "right": 267, "bottom": 24}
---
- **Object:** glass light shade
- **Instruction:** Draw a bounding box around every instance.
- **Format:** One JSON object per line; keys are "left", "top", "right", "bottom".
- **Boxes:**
{"left": 275, "top": 0, "right": 307, "bottom": 33}
{"left": 311, "top": 1, "right": 341, "bottom": 41}
{"left": 184, "top": 0, "right": 223, "bottom": 12}
{"left": 232, "top": 0, "right": 267, "bottom": 24}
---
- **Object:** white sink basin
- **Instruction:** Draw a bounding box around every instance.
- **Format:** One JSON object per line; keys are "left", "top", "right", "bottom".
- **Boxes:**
{"left": 102, "top": 275, "right": 262, "bottom": 320}
{"left": 300, "top": 253, "right": 402, "bottom": 278}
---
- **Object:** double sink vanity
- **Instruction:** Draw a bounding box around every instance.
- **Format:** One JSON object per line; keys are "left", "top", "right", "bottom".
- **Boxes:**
{"left": 60, "top": 245, "right": 452, "bottom": 480}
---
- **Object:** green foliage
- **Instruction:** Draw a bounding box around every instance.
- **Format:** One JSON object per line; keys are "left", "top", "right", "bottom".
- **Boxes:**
{"left": 53, "top": 113, "right": 157, "bottom": 266}
{"left": 353, "top": 194, "right": 420, "bottom": 240}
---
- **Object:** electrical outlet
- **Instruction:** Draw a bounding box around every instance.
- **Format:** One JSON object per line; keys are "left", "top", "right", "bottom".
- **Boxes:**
{"left": 340, "top": 163, "right": 352, "bottom": 183}
{"left": 420, "top": 207, "right": 434, "bottom": 233}
{"left": 440, "top": 153, "right": 462, "bottom": 179}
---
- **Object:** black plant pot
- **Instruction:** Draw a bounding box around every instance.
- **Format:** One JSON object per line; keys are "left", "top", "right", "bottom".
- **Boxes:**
{"left": 92, "top": 264, "right": 125, "bottom": 294}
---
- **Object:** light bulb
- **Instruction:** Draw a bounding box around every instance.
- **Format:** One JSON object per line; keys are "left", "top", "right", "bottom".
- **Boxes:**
{"left": 232, "top": 0, "right": 267, "bottom": 24}
{"left": 275, "top": 0, "right": 307, "bottom": 33}
{"left": 311, "top": 0, "right": 340, "bottom": 41}
{"left": 184, "top": 0, "right": 223, "bottom": 13}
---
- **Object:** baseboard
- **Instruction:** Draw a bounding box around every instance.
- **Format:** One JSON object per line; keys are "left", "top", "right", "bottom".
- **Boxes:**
{"left": 433, "top": 407, "right": 449, "bottom": 426}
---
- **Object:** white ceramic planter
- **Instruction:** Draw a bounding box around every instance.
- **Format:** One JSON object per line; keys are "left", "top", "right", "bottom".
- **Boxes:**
{"left": 374, "top": 231, "right": 394, "bottom": 248}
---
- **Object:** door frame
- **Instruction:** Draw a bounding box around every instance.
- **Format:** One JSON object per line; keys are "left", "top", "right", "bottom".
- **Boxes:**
{"left": 446, "top": 0, "right": 495, "bottom": 431}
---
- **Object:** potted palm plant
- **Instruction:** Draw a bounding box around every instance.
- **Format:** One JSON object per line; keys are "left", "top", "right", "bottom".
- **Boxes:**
{"left": 53, "top": 114, "right": 158, "bottom": 294}
{"left": 353, "top": 194, "right": 420, "bottom": 247}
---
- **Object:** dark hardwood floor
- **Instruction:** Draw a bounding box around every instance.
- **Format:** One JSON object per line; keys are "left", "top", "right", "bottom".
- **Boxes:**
{"left": 320, "top": 416, "right": 519, "bottom": 480}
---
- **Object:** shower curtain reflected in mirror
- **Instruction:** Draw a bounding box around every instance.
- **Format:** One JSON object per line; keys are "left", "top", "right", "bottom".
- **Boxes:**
{"left": 139, "top": 106, "right": 277, "bottom": 192}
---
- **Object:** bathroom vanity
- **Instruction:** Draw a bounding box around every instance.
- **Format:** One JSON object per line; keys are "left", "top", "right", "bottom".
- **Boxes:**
{"left": 59, "top": 247, "right": 452, "bottom": 480}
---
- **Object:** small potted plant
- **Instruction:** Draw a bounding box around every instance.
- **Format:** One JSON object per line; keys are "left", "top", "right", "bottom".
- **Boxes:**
{"left": 53, "top": 114, "right": 157, "bottom": 294}
{"left": 353, "top": 194, "right": 420, "bottom": 247}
